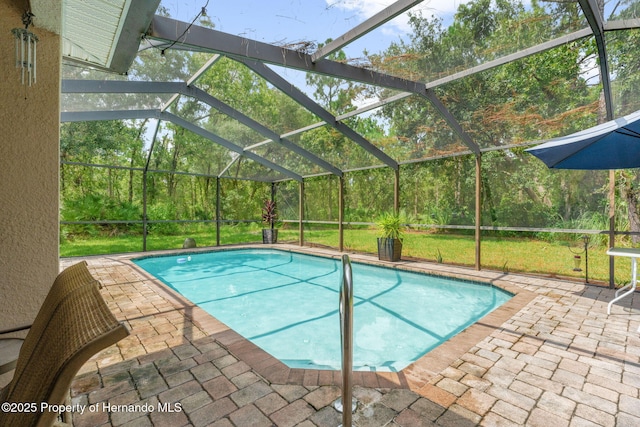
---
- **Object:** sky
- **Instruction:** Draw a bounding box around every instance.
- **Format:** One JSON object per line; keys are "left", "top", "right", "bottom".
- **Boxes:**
{"left": 160, "top": 0, "right": 474, "bottom": 59}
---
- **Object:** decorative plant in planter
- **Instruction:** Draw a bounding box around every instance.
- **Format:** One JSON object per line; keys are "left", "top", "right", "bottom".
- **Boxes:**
{"left": 261, "top": 199, "right": 278, "bottom": 244}
{"left": 376, "top": 211, "right": 406, "bottom": 262}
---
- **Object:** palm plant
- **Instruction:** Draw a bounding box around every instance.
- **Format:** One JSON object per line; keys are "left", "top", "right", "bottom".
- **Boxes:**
{"left": 376, "top": 211, "right": 406, "bottom": 261}
{"left": 376, "top": 211, "right": 405, "bottom": 239}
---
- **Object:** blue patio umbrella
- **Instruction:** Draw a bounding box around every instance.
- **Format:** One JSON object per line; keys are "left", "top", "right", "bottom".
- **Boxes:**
{"left": 526, "top": 110, "right": 640, "bottom": 169}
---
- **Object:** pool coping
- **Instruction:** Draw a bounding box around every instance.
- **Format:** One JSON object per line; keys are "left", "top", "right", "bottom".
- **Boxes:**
{"left": 124, "top": 243, "right": 536, "bottom": 396}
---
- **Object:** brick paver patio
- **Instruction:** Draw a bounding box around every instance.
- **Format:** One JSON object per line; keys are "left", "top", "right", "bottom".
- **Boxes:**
{"left": 58, "top": 244, "right": 640, "bottom": 426}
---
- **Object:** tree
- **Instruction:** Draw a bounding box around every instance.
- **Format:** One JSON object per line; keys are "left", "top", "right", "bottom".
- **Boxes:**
{"left": 371, "top": 0, "right": 604, "bottom": 228}
{"left": 605, "top": 4, "right": 640, "bottom": 242}
{"left": 305, "top": 40, "right": 366, "bottom": 116}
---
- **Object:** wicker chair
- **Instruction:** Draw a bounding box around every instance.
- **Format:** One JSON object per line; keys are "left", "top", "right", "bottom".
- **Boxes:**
{"left": 0, "top": 261, "right": 99, "bottom": 376}
{"left": 0, "top": 264, "right": 129, "bottom": 427}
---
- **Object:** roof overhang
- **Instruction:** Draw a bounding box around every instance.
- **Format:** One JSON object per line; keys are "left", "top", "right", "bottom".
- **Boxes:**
{"left": 30, "top": 0, "right": 160, "bottom": 74}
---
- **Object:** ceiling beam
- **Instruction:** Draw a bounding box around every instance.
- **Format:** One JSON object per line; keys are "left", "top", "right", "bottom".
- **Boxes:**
{"left": 262, "top": 27, "right": 595, "bottom": 133}
{"left": 148, "top": 16, "right": 481, "bottom": 162}
{"left": 238, "top": 59, "right": 399, "bottom": 170}
{"left": 260, "top": 28, "right": 595, "bottom": 148}
{"left": 605, "top": 18, "right": 640, "bottom": 30}
{"left": 148, "top": 15, "right": 426, "bottom": 94}
{"left": 420, "top": 90, "right": 481, "bottom": 156}
{"left": 161, "top": 54, "right": 222, "bottom": 112}
{"left": 311, "top": 0, "right": 424, "bottom": 62}
{"left": 425, "top": 28, "right": 592, "bottom": 89}
{"left": 163, "top": 112, "right": 300, "bottom": 181}
{"left": 69, "top": 9, "right": 487, "bottom": 168}
{"left": 60, "top": 108, "right": 303, "bottom": 182}
{"left": 579, "top": 0, "right": 613, "bottom": 120}
{"left": 62, "top": 79, "right": 342, "bottom": 177}
{"left": 62, "top": 80, "right": 180, "bottom": 93}
{"left": 185, "top": 86, "right": 344, "bottom": 177}
{"left": 61, "top": 109, "right": 159, "bottom": 122}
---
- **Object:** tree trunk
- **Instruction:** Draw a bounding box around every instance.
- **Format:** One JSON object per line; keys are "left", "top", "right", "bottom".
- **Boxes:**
{"left": 455, "top": 158, "right": 462, "bottom": 206}
{"left": 108, "top": 168, "right": 113, "bottom": 198}
{"left": 561, "top": 176, "right": 571, "bottom": 220}
{"left": 502, "top": 155, "right": 541, "bottom": 205}
{"left": 129, "top": 150, "right": 135, "bottom": 203}
{"left": 60, "top": 160, "right": 66, "bottom": 193}
{"left": 327, "top": 175, "right": 333, "bottom": 220}
{"left": 629, "top": 198, "right": 640, "bottom": 245}
{"left": 620, "top": 171, "right": 640, "bottom": 244}
{"left": 414, "top": 176, "right": 419, "bottom": 219}
{"left": 481, "top": 174, "right": 497, "bottom": 224}
{"left": 130, "top": 119, "right": 148, "bottom": 203}
{"left": 168, "top": 147, "right": 179, "bottom": 199}
{"left": 191, "top": 177, "right": 197, "bottom": 218}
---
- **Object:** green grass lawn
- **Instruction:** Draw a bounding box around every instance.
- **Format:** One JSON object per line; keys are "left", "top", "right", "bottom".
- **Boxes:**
{"left": 60, "top": 225, "right": 632, "bottom": 284}
{"left": 302, "top": 228, "right": 624, "bottom": 284}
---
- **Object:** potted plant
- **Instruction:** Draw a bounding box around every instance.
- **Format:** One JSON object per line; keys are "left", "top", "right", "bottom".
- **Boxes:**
{"left": 261, "top": 199, "right": 278, "bottom": 244}
{"left": 376, "top": 211, "right": 406, "bottom": 262}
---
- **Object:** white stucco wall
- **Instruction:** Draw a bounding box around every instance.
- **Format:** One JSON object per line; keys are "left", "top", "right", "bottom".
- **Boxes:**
{"left": 0, "top": 1, "right": 60, "bottom": 329}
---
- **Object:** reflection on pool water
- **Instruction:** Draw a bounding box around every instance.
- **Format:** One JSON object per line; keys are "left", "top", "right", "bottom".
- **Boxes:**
{"left": 133, "top": 249, "right": 512, "bottom": 372}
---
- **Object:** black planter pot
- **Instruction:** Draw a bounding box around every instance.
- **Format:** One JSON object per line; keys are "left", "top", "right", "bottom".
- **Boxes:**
{"left": 262, "top": 228, "right": 278, "bottom": 244}
{"left": 377, "top": 237, "right": 402, "bottom": 262}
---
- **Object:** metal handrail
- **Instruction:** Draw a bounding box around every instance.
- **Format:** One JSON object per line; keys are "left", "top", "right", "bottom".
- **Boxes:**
{"left": 339, "top": 254, "right": 354, "bottom": 427}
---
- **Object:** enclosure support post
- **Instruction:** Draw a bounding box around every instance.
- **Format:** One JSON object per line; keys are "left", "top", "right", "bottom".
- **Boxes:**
{"left": 394, "top": 168, "right": 400, "bottom": 214}
{"left": 339, "top": 176, "right": 345, "bottom": 252}
{"left": 609, "top": 169, "right": 615, "bottom": 288}
{"left": 475, "top": 154, "right": 482, "bottom": 271}
{"left": 216, "top": 177, "right": 221, "bottom": 246}
{"left": 142, "top": 120, "right": 160, "bottom": 253}
{"left": 299, "top": 180, "right": 304, "bottom": 246}
{"left": 142, "top": 171, "right": 148, "bottom": 252}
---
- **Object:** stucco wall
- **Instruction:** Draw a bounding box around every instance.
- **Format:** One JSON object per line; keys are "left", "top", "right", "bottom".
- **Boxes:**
{"left": 0, "top": 1, "right": 60, "bottom": 329}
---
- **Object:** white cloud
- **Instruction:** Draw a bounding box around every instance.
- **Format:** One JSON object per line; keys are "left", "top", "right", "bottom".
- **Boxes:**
{"left": 325, "top": 0, "right": 474, "bottom": 34}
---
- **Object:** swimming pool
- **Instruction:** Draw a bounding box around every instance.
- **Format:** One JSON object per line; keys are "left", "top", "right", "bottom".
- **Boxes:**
{"left": 133, "top": 249, "right": 512, "bottom": 372}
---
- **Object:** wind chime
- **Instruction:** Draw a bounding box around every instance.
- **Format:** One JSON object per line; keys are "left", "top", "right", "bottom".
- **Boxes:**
{"left": 12, "top": 11, "right": 38, "bottom": 87}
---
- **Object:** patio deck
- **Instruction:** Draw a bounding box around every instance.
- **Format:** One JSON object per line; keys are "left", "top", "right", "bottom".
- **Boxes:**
{"left": 55, "top": 245, "right": 640, "bottom": 426}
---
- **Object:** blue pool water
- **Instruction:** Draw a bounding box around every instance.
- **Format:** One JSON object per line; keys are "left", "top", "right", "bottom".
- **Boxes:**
{"left": 133, "top": 249, "right": 512, "bottom": 372}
